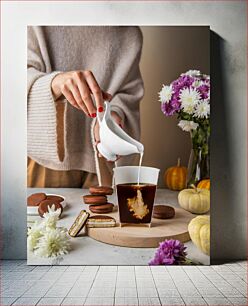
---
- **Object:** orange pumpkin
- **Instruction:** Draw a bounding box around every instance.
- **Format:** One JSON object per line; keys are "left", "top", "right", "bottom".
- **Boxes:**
{"left": 164, "top": 158, "right": 187, "bottom": 191}
{"left": 197, "top": 179, "right": 210, "bottom": 190}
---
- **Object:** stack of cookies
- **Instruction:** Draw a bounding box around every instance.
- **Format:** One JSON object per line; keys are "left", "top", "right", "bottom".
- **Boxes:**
{"left": 82, "top": 185, "right": 114, "bottom": 214}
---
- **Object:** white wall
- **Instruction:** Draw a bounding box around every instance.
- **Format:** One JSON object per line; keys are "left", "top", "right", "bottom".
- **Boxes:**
{"left": 1, "top": 1, "right": 246, "bottom": 261}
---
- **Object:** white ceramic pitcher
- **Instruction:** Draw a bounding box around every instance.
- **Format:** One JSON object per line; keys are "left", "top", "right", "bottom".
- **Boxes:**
{"left": 97, "top": 102, "right": 144, "bottom": 161}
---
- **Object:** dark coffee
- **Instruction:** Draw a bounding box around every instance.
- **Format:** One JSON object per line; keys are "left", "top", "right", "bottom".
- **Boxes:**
{"left": 116, "top": 183, "right": 157, "bottom": 224}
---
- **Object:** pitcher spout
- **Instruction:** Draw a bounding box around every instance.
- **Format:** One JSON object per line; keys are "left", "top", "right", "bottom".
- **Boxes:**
{"left": 136, "top": 143, "right": 144, "bottom": 154}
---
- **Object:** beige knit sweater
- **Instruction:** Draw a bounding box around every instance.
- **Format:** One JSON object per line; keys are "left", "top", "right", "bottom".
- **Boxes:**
{"left": 27, "top": 26, "right": 144, "bottom": 184}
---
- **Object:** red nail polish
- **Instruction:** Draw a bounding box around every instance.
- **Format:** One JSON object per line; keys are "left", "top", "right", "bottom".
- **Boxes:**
{"left": 91, "top": 113, "right": 96, "bottom": 118}
{"left": 98, "top": 106, "right": 104, "bottom": 113}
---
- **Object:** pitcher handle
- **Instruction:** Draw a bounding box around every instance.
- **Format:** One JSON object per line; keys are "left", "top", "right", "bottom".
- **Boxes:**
{"left": 97, "top": 101, "right": 110, "bottom": 125}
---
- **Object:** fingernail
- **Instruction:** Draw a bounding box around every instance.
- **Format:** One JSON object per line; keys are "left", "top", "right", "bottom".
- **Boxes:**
{"left": 91, "top": 113, "right": 96, "bottom": 118}
{"left": 98, "top": 106, "right": 104, "bottom": 113}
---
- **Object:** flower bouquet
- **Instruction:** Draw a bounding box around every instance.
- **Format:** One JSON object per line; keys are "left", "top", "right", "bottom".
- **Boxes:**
{"left": 159, "top": 70, "right": 210, "bottom": 185}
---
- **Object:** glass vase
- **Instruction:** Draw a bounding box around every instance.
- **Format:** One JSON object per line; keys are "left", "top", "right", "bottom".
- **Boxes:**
{"left": 187, "top": 126, "right": 210, "bottom": 186}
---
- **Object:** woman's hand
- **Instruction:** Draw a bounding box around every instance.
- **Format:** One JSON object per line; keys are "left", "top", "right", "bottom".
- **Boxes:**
{"left": 94, "top": 111, "right": 123, "bottom": 161}
{"left": 51, "top": 70, "right": 112, "bottom": 117}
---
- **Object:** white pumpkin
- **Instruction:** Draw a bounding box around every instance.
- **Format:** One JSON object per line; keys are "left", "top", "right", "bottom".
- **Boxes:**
{"left": 178, "top": 186, "right": 210, "bottom": 214}
{"left": 188, "top": 215, "right": 210, "bottom": 255}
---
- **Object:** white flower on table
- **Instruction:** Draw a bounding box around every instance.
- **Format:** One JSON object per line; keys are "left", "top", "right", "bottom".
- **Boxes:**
{"left": 27, "top": 203, "right": 70, "bottom": 258}
{"left": 194, "top": 100, "right": 210, "bottom": 119}
{"left": 43, "top": 204, "right": 61, "bottom": 229}
{"left": 27, "top": 222, "right": 44, "bottom": 252}
{"left": 158, "top": 85, "right": 173, "bottom": 103}
{"left": 179, "top": 88, "right": 200, "bottom": 114}
{"left": 178, "top": 120, "right": 199, "bottom": 132}
{"left": 35, "top": 227, "right": 70, "bottom": 258}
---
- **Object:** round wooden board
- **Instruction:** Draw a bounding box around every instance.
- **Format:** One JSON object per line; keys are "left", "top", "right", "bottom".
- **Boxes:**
{"left": 87, "top": 207, "right": 194, "bottom": 248}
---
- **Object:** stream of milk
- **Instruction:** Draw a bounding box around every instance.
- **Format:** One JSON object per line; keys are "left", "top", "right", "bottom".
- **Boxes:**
{"left": 137, "top": 152, "right": 144, "bottom": 185}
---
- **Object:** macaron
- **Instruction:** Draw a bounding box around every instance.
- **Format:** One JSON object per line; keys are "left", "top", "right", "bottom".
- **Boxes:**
{"left": 89, "top": 203, "right": 114, "bottom": 214}
{"left": 83, "top": 194, "right": 107, "bottom": 205}
{"left": 38, "top": 200, "right": 63, "bottom": 218}
{"left": 89, "top": 185, "right": 113, "bottom": 195}
{"left": 87, "top": 215, "right": 116, "bottom": 228}
{"left": 152, "top": 205, "right": 175, "bottom": 219}
{"left": 46, "top": 195, "right": 64, "bottom": 203}
{"left": 27, "top": 193, "right": 47, "bottom": 206}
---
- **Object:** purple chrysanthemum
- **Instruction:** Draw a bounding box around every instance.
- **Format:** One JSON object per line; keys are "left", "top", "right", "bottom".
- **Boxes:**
{"left": 197, "top": 84, "right": 210, "bottom": 100}
{"left": 149, "top": 239, "right": 187, "bottom": 265}
{"left": 171, "top": 98, "right": 181, "bottom": 111}
{"left": 172, "top": 75, "right": 194, "bottom": 93}
{"left": 161, "top": 101, "right": 177, "bottom": 116}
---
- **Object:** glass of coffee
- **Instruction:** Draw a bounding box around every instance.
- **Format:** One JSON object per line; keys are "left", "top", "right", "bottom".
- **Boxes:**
{"left": 113, "top": 166, "right": 160, "bottom": 227}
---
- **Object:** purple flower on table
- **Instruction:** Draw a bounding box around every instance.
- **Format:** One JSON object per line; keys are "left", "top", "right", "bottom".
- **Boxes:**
{"left": 149, "top": 239, "right": 187, "bottom": 265}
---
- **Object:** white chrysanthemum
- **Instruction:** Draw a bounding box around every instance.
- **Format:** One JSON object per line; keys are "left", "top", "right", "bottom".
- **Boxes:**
{"left": 178, "top": 120, "right": 199, "bottom": 132}
{"left": 194, "top": 100, "right": 210, "bottom": 118}
{"left": 158, "top": 85, "right": 173, "bottom": 103}
{"left": 179, "top": 88, "right": 201, "bottom": 114}
{"left": 34, "top": 228, "right": 70, "bottom": 258}
{"left": 27, "top": 222, "right": 44, "bottom": 252}
{"left": 43, "top": 204, "right": 61, "bottom": 229}
{"left": 183, "top": 70, "right": 201, "bottom": 77}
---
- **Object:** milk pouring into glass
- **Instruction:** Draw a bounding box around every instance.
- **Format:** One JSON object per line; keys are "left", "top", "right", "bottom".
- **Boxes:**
{"left": 97, "top": 102, "right": 159, "bottom": 226}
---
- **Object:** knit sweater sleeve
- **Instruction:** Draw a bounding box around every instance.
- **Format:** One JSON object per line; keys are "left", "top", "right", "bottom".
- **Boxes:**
{"left": 27, "top": 26, "right": 62, "bottom": 164}
{"left": 110, "top": 31, "right": 144, "bottom": 143}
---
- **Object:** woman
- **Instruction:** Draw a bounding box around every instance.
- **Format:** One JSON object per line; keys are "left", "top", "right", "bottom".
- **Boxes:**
{"left": 27, "top": 26, "right": 144, "bottom": 188}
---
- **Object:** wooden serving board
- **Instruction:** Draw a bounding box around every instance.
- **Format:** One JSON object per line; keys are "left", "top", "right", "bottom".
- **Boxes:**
{"left": 87, "top": 207, "right": 194, "bottom": 248}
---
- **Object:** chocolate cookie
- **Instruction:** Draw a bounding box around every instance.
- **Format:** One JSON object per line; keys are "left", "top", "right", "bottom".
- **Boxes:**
{"left": 87, "top": 215, "right": 116, "bottom": 228}
{"left": 46, "top": 195, "right": 64, "bottom": 203}
{"left": 89, "top": 203, "right": 114, "bottom": 214}
{"left": 89, "top": 185, "right": 113, "bottom": 195}
{"left": 38, "top": 200, "right": 63, "bottom": 218}
{"left": 153, "top": 205, "right": 175, "bottom": 219}
{"left": 68, "top": 210, "right": 89, "bottom": 237}
{"left": 27, "top": 193, "right": 47, "bottom": 206}
{"left": 83, "top": 194, "right": 107, "bottom": 205}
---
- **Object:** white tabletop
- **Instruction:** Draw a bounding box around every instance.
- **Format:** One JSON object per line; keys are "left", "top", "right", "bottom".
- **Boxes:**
{"left": 27, "top": 188, "right": 210, "bottom": 265}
